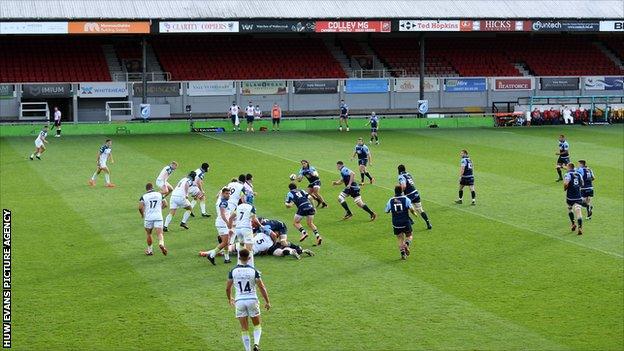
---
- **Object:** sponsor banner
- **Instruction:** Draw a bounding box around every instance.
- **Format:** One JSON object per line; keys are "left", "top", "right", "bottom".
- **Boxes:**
{"left": 398, "top": 20, "right": 473, "bottom": 32}
{"left": 188, "top": 81, "right": 236, "bottom": 96}
{"left": 0, "top": 22, "right": 68, "bottom": 34}
{"left": 78, "top": 83, "right": 128, "bottom": 98}
{"left": 599, "top": 20, "right": 624, "bottom": 32}
{"left": 0, "top": 85, "right": 15, "bottom": 99}
{"left": 345, "top": 79, "right": 389, "bottom": 94}
{"left": 394, "top": 78, "right": 439, "bottom": 92}
{"left": 531, "top": 20, "right": 599, "bottom": 32}
{"left": 315, "top": 21, "right": 391, "bottom": 33}
{"left": 68, "top": 22, "right": 150, "bottom": 34}
{"left": 240, "top": 20, "right": 315, "bottom": 33}
{"left": 540, "top": 77, "right": 580, "bottom": 91}
{"left": 293, "top": 80, "right": 339, "bottom": 94}
{"left": 133, "top": 83, "right": 181, "bottom": 97}
{"left": 241, "top": 81, "right": 287, "bottom": 95}
{"left": 473, "top": 20, "right": 530, "bottom": 31}
{"left": 492, "top": 77, "right": 534, "bottom": 91}
{"left": 159, "top": 21, "right": 239, "bottom": 33}
{"left": 444, "top": 78, "right": 487, "bottom": 92}
{"left": 584, "top": 76, "right": 624, "bottom": 91}
{"left": 22, "top": 84, "right": 72, "bottom": 98}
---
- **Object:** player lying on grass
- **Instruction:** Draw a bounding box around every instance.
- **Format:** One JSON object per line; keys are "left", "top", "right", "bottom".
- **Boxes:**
{"left": 333, "top": 161, "right": 377, "bottom": 221}
{"left": 285, "top": 183, "right": 323, "bottom": 246}
{"left": 224, "top": 229, "right": 315, "bottom": 260}
{"left": 29, "top": 125, "right": 48, "bottom": 160}
{"left": 564, "top": 163, "right": 584, "bottom": 235}
{"left": 163, "top": 171, "right": 195, "bottom": 232}
{"left": 256, "top": 217, "right": 289, "bottom": 245}
{"left": 385, "top": 186, "right": 417, "bottom": 260}
{"left": 139, "top": 182, "right": 168, "bottom": 256}
{"left": 89, "top": 138, "right": 115, "bottom": 188}
{"left": 296, "top": 160, "right": 328, "bottom": 208}
{"left": 155, "top": 161, "right": 177, "bottom": 197}
{"left": 226, "top": 248, "right": 270, "bottom": 351}
{"left": 187, "top": 162, "right": 211, "bottom": 218}
{"left": 200, "top": 187, "right": 233, "bottom": 265}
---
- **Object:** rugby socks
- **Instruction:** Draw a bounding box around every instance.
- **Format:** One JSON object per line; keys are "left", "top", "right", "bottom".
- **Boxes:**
{"left": 147, "top": 244, "right": 153, "bottom": 253}
{"left": 370, "top": 137, "right": 374, "bottom": 143}
{"left": 223, "top": 250, "right": 230, "bottom": 261}
{"left": 253, "top": 325, "right": 262, "bottom": 347}
{"left": 458, "top": 190, "right": 464, "bottom": 200}
{"left": 375, "top": 135, "right": 379, "bottom": 142}
{"left": 164, "top": 214, "right": 173, "bottom": 228}
{"left": 200, "top": 201, "right": 207, "bottom": 215}
{"left": 241, "top": 332, "right": 251, "bottom": 351}
{"left": 360, "top": 172, "right": 365, "bottom": 183}
{"left": 365, "top": 172, "right": 373, "bottom": 181}
{"left": 313, "top": 229, "right": 320, "bottom": 238}
{"left": 471, "top": 191, "right": 476, "bottom": 203}
{"left": 568, "top": 211, "right": 575, "bottom": 224}
{"left": 362, "top": 204, "right": 374, "bottom": 216}
{"left": 421, "top": 212, "right": 430, "bottom": 224}
{"left": 104, "top": 174, "right": 111, "bottom": 184}
{"left": 298, "top": 227, "right": 307, "bottom": 236}
{"left": 340, "top": 201, "right": 351, "bottom": 214}
{"left": 56, "top": 129, "right": 61, "bottom": 137}
{"left": 405, "top": 239, "right": 412, "bottom": 247}
{"left": 190, "top": 200, "right": 196, "bottom": 209}
{"left": 577, "top": 218, "right": 583, "bottom": 228}
{"left": 208, "top": 249, "right": 216, "bottom": 259}
{"left": 91, "top": 172, "right": 98, "bottom": 180}
{"left": 556, "top": 168, "right": 563, "bottom": 180}
{"left": 181, "top": 211, "right": 191, "bottom": 224}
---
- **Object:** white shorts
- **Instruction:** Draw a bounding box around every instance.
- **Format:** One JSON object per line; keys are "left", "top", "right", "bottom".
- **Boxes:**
{"left": 35, "top": 139, "right": 44, "bottom": 148}
{"left": 189, "top": 186, "right": 202, "bottom": 198}
{"left": 216, "top": 225, "right": 229, "bottom": 236}
{"left": 144, "top": 219, "right": 163, "bottom": 229}
{"left": 170, "top": 195, "right": 190, "bottom": 210}
{"left": 156, "top": 179, "right": 171, "bottom": 190}
{"left": 235, "top": 228, "right": 254, "bottom": 245}
{"left": 235, "top": 299, "right": 260, "bottom": 318}
{"left": 99, "top": 161, "right": 108, "bottom": 169}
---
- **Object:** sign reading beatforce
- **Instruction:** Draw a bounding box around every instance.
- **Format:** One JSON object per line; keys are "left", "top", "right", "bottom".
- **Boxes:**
{"left": 159, "top": 21, "right": 239, "bottom": 33}
{"left": 78, "top": 83, "right": 128, "bottom": 98}
{"left": 584, "top": 76, "right": 624, "bottom": 91}
{"left": 22, "top": 84, "right": 72, "bottom": 98}
{"left": 188, "top": 81, "right": 236, "bottom": 96}
{"left": 444, "top": 78, "right": 487, "bottom": 92}
{"left": 540, "top": 77, "right": 580, "bottom": 91}
{"left": 293, "top": 80, "right": 339, "bottom": 94}
{"left": 241, "top": 81, "right": 287, "bottom": 95}
{"left": 345, "top": 79, "right": 389, "bottom": 94}
{"left": 492, "top": 78, "right": 534, "bottom": 91}
{"left": 133, "top": 83, "right": 181, "bottom": 97}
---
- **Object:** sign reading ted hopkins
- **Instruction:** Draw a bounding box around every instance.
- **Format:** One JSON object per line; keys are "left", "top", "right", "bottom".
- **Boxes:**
{"left": 240, "top": 20, "right": 315, "bottom": 33}
{"left": 492, "top": 78, "right": 534, "bottom": 91}
{"left": 293, "top": 80, "right": 338, "bottom": 94}
{"left": 22, "top": 84, "right": 72, "bottom": 98}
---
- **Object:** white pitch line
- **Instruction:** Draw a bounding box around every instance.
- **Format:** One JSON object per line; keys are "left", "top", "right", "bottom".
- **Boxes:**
{"left": 199, "top": 133, "right": 623, "bottom": 259}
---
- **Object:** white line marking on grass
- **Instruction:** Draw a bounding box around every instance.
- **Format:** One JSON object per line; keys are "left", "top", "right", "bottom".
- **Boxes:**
{"left": 199, "top": 133, "right": 623, "bottom": 259}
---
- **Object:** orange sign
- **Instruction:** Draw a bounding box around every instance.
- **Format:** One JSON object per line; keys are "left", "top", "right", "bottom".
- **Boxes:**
{"left": 69, "top": 22, "right": 150, "bottom": 34}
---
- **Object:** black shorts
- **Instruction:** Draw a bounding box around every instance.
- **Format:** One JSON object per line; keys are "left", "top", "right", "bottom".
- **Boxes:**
{"left": 307, "top": 179, "right": 321, "bottom": 188}
{"left": 230, "top": 115, "right": 237, "bottom": 123}
{"left": 246, "top": 116, "right": 254, "bottom": 123}
{"left": 557, "top": 156, "right": 570, "bottom": 165}
{"left": 371, "top": 127, "right": 378, "bottom": 133}
{"left": 296, "top": 207, "right": 316, "bottom": 217}
{"left": 567, "top": 199, "right": 583, "bottom": 207}
{"left": 272, "top": 118, "right": 280, "bottom": 124}
{"left": 342, "top": 187, "right": 361, "bottom": 198}
{"left": 340, "top": 114, "right": 348, "bottom": 119}
{"left": 460, "top": 177, "right": 474, "bottom": 186}
{"left": 406, "top": 191, "right": 421, "bottom": 203}
{"left": 266, "top": 243, "right": 280, "bottom": 256}
{"left": 358, "top": 158, "right": 368, "bottom": 166}
{"left": 393, "top": 223, "right": 412, "bottom": 235}
{"left": 53, "top": 120, "right": 61, "bottom": 127}
{"left": 581, "top": 189, "right": 594, "bottom": 198}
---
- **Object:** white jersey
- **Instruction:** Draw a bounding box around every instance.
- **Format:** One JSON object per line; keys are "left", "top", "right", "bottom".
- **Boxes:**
{"left": 140, "top": 190, "right": 164, "bottom": 221}
{"left": 228, "top": 265, "right": 260, "bottom": 301}
{"left": 157, "top": 165, "right": 175, "bottom": 182}
{"left": 253, "top": 232, "right": 274, "bottom": 254}
{"left": 54, "top": 110, "right": 61, "bottom": 121}
{"left": 35, "top": 130, "right": 47, "bottom": 143}
{"left": 215, "top": 196, "right": 231, "bottom": 227}
{"left": 98, "top": 144, "right": 111, "bottom": 164}
{"left": 171, "top": 177, "right": 192, "bottom": 197}
{"left": 229, "top": 105, "right": 240, "bottom": 115}
{"left": 234, "top": 203, "right": 255, "bottom": 229}
{"left": 245, "top": 105, "right": 255, "bottom": 116}
{"left": 226, "top": 181, "right": 246, "bottom": 211}
{"left": 194, "top": 167, "right": 206, "bottom": 186}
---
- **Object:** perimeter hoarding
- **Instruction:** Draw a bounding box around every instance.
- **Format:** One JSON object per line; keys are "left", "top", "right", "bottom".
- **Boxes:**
{"left": 584, "top": 76, "right": 624, "bottom": 91}
{"left": 241, "top": 81, "right": 287, "bottom": 95}
{"left": 187, "top": 81, "right": 236, "bottom": 96}
{"left": 68, "top": 22, "right": 150, "bottom": 34}
{"left": 315, "top": 21, "right": 391, "bottom": 33}
{"left": 240, "top": 20, "right": 315, "bottom": 32}
{"left": 394, "top": 78, "right": 440, "bottom": 92}
{"left": 345, "top": 79, "right": 389, "bottom": 94}
{"left": 540, "top": 78, "right": 580, "bottom": 90}
{"left": 78, "top": 83, "right": 128, "bottom": 98}
{"left": 492, "top": 78, "right": 534, "bottom": 91}
{"left": 22, "top": 84, "right": 72, "bottom": 98}
{"left": 133, "top": 83, "right": 181, "bottom": 97}
{"left": 0, "top": 22, "right": 68, "bottom": 34}
{"left": 444, "top": 78, "right": 487, "bottom": 92}
{"left": 159, "top": 21, "right": 239, "bottom": 33}
{"left": 293, "top": 80, "right": 339, "bottom": 94}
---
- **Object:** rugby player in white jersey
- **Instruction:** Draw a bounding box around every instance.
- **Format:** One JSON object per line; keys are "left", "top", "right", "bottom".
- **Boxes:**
{"left": 163, "top": 171, "right": 196, "bottom": 232}
{"left": 245, "top": 101, "right": 255, "bottom": 132}
{"left": 29, "top": 125, "right": 49, "bottom": 160}
{"left": 138, "top": 183, "right": 168, "bottom": 256}
{"left": 88, "top": 139, "right": 115, "bottom": 188}
{"left": 228, "top": 101, "right": 241, "bottom": 132}
{"left": 187, "top": 162, "right": 211, "bottom": 218}
{"left": 225, "top": 175, "right": 247, "bottom": 211}
{"left": 230, "top": 202, "right": 257, "bottom": 267}
{"left": 200, "top": 187, "right": 233, "bottom": 264}
{"left": 226, "top": 249, "right": 270, "bottom": 351}
{"left": 156, "top": 161, "right": 177, "bottom": 197}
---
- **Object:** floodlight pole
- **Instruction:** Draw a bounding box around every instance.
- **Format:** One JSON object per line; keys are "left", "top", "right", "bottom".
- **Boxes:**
{"left": 141, "top": 36, "right": 147, "bottom": 104}
{"left": 419, "top": 33, "right": 425, "bottom": 101}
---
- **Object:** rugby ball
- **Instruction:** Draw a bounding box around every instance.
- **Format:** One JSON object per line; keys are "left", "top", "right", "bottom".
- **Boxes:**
{"left": 289, "top": 174, "right": 297, "bottom": 181}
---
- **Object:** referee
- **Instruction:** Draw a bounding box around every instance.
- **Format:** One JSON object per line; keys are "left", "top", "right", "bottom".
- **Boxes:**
{"left": 51, "top": 106, "right": 62, "bottom": 137}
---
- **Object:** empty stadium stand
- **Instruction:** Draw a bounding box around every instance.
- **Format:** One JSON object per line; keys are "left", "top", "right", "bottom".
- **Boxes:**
{"left": 152, "top": 36, "right": 347, "bottom": 80}
{"left": 0, "top": 38, "right": 110, "bottom": 83}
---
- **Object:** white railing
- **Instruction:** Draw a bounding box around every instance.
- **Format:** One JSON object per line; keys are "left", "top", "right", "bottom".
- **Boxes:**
{"left": 19, "top": 102, "right": 49, "bottom": 121}
{"left": 105, "top": 101, "right": 133, "bottom": 121}
{"left": 113, "top": 72, "right": 171, "bottom": 82}
{"left": 351, "top": 69, "right": 408, "bottom": 78}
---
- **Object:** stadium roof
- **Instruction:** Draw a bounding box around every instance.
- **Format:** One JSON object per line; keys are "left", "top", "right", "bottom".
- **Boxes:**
{"left": 1, "top": 0, "right": 623, "bottom": 20}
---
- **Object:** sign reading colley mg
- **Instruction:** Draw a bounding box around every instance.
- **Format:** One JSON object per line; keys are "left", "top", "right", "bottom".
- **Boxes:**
{"left": 22, "top": 84, "right": 72, "bottom": 98}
